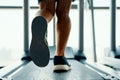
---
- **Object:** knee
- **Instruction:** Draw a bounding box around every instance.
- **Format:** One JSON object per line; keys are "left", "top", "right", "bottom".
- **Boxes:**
{"left": 40, "top": 2, "right": 55, "bottom": 17}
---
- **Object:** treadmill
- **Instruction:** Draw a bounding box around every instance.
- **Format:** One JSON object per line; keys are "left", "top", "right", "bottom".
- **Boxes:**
{"left": 0, "top": 0, "right": 120, "bottom": 80}
{"left": 0, "top": 46, "right": 105, "bottom": 80}
{"left": 0, "top": 46, "right": 119, "bottom": 80}
{"left": 102, "top": 0, "right": 120, "bottom": 69}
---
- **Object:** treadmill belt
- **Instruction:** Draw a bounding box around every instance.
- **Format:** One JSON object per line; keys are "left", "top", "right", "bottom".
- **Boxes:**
{"left": 12, "top": 60, "right": 104, "bottom": 80}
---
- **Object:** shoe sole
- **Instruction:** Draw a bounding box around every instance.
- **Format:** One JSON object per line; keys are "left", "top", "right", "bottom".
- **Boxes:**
{"left": 30, "top": 16, "right": 50, "bottom": 67}
{"left": 54, "top": 65, "right": 71, "bottom": 72}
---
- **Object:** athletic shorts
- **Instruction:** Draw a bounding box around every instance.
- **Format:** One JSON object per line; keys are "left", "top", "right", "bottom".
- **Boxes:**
{"left": 38, "top": 0, "right": 75, "bottom": 3}
{"left": 38, "top": 0, "right": 57, "bottom": 3}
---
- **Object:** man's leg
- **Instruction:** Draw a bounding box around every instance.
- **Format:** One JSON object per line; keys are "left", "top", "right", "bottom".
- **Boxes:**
{"left": 30, "top": 0, "right": 55, "bottom": 67}
{"left": 53, "top": 0, "right": 72, "bottom": 72}
{"left": 55, "top": 0, "right": 72, "bottom": 56}
{"left": 36, "top": 0, "right": 55, "bottom": 22}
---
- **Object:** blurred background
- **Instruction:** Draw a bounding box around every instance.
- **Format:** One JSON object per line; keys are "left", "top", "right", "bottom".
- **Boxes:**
{"left": 0, "top": 0, "right": 120, "bottom": 67}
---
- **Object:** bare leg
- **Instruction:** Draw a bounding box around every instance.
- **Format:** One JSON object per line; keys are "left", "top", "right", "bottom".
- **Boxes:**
{"left": 55, "top": 0, "right": 72, "bottom": 56}
{"left": 30, "top": 0, "right": 56, "bottom": 67}
{"left": 36, "top": 0, "right": 56, "bottom": 22}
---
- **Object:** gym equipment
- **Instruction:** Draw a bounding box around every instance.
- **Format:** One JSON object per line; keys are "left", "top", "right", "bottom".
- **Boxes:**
{"left": 0, "top": 0, "right": 120, "bottom": 80}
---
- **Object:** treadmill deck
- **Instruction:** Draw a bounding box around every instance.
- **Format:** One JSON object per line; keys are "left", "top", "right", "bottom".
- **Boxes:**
{"left": 12, "top": 60, "right": 104, "bottom": 80}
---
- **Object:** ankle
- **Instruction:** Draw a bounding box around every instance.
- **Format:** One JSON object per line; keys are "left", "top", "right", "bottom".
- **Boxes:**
{"left": 55, "top": 50, "right": 65, "bottom": 57}
{"left": 55, "top": 54, "right": 65, "bottom": 57}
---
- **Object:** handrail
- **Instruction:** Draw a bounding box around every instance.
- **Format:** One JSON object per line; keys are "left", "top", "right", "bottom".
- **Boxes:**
{"left": 0, "top": 6, "right": 120, "bottom": 9}
{"left": 0, "top": 5, "right": 78, "bottom": 9}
